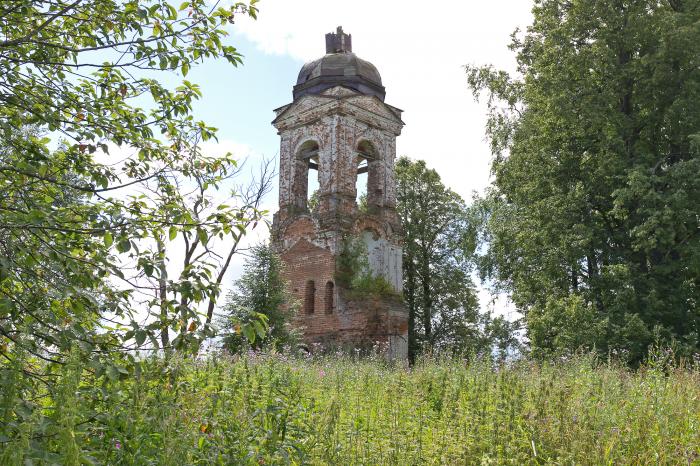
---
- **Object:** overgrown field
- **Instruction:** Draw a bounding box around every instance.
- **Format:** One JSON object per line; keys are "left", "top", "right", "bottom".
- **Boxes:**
{"left": 2, "top": 352, "right": 699, "bottom": 465}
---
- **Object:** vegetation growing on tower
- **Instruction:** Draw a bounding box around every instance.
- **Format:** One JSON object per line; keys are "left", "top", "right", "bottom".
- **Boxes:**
{"left": 334, "top": 235, "right": 397, "bottom": 297}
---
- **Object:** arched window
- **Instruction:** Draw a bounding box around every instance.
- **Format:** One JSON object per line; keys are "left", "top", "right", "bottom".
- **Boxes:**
{"left": 356, "top": 140, "right": 380, "bottom": 212}
{"left": 355, "top": 165, "right": 368, "bottom": 211}
{"left": 325, "top": 281, "right": 334, "bottom": 313}
{"left": 295, "top": 140, "right": 320, "bottom": 211}
{"left": 304, "top": 280, "right": 315, "bottom": 314}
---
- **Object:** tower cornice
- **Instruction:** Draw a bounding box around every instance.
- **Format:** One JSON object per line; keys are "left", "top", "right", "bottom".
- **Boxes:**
{"left": 273, "top": 88, "right": 404, "bottom": 135}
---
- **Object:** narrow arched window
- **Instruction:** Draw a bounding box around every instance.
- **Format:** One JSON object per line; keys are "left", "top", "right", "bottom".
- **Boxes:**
{"left": 325, "top": 281, "right": 334, "bottom": 313}
{"left": 304, "top": 280, "right": 315, "bottom": 314}
{"left": 355, "top": 140, "right": 379, "bottom": 212}
{"left": 295, "top": 140, "right": 320, "bottom": 211}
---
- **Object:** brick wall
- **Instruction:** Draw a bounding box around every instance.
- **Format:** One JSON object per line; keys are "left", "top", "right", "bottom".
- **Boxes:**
{"left": 279, "top": 234, "right": 408, "bottom": 356}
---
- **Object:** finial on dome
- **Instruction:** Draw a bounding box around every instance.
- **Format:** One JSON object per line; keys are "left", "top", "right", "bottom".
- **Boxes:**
{"left": 325, "top": 26, "right": 352, "bottom": 53}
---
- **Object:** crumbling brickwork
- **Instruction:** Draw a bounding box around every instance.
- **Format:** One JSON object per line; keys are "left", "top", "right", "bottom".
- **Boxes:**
{"left": 271, "top": 28, "right": 408, "bottom": 359}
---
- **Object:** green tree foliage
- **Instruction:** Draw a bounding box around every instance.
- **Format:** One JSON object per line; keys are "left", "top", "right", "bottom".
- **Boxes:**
{"left": 395, "top": 157, "right": 485, "bottom": 361}
{"left": 0, "top": 0, "right": 260, "bottom": 354}
{"left": 0, "top": 0, "right": 265, "bottom": 458}
{"left": 467, "top": 0, "right": 700, "bottom": 363}
{"left": 144, "top": 159, "right": 273, "bottom": 350}
{"left": 220, "top": 243, "right": 298, "bottom": 353}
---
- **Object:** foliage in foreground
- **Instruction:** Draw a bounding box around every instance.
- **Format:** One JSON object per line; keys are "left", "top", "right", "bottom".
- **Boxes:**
{"left": 1, "top": 350, "right": 698, "bottom": 465}
{"left": 1, "top": 0, "right": 264, "bottom": 377}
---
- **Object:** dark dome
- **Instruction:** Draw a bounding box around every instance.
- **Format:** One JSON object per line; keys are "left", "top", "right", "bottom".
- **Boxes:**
{"left": 292, "top": 27, "right": 386, "bottom": 101}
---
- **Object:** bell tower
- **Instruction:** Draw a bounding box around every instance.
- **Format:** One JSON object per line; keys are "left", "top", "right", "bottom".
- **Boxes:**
{"left": 272, "top": 27, "right": 408, "bottom": 359}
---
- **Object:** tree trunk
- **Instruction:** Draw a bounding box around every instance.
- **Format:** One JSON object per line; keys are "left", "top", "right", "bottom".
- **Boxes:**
{"left": 405, "top": 255, "right": 417, "bottom": 365}
{"left": 156, "top": 237, "right": 169, "bottom": 348}
{"left": 421, "top": 255, "right": 432, "bottom": 346}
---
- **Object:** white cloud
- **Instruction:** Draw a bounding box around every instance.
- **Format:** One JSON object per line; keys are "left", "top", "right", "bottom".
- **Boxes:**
{"left": 235, "top": 0, "right": 533, "bottom": 197}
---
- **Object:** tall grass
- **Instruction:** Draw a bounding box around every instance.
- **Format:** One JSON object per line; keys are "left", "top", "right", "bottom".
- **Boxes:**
{"left": 1, "top": 350, "right": 699, "bottom": 464}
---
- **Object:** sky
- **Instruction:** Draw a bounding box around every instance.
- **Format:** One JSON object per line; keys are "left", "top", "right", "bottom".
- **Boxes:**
{"left": 174, "top": 0, "right": 535, "bottom": 319}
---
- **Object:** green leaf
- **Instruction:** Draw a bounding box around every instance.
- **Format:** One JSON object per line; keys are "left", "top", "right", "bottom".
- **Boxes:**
{"left": 197, "top": 228, "right": 208, "bottom": 243}
{"left": 116, "top": 239, "right": 131, "bottom": 253}
{"left": 134, "top": 329, "right": 147, "bottom": 346}
{"left": 103, "top": 232, "right": 113, "bottom": 248}
{"left": 253, "top": 319, "right": 266, "bottom": 338}
{"left": 241, "top": 324, "right": 255, "bottom": 343}
{"left": 106, "top": 365, "right": 120, "bottom": 381}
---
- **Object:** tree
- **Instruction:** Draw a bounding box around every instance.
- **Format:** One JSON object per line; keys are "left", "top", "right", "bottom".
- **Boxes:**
{"left": 395, "top": 157, "right": 482, "bottom": 361}
{"left": 467, "top": 0, "right": 700, "bottom": 364}
{"left": 0, "top": 0, "right": 265, "bottom": 456}
{"left": 141, "top": 157, "right": 274, "bottom": 350}
{"left": 219, "top": 243, "right": 298, "bottom": 353}
{"left": 0, "top": 126, "right": 122, "bottom": 363}
{"left": 0, "top": 0, "right": 261, "bottom": 356}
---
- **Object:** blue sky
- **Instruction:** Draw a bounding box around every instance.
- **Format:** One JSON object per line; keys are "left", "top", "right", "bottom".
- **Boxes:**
{"left": 187, "top": 35, "right": 302, "bottom": 160}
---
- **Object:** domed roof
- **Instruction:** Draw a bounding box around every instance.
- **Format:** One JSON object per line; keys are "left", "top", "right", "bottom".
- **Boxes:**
{"left": 293, "top": 27, "right": 386, "bottom": 101}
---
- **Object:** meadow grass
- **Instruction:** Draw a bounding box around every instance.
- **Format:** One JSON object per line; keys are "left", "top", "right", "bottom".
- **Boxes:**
{"left": 1, "top": 351, "right": 699, "bottom": 465}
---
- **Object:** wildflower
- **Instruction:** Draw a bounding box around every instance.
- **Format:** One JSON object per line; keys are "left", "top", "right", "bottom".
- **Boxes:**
{"left": 115, "top": 440, "right": 122, "bottom": 450}
{"left": 319, "top": 369, "right": 326, "bottom": 377}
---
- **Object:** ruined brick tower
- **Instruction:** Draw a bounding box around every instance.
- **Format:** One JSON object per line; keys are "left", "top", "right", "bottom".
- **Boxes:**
{"left": 271, "top": 27, "right": 408, "bottom": 359}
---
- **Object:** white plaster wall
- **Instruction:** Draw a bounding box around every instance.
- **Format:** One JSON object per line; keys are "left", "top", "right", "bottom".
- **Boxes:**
{"left": 361, "top": 230, "right": 403, "bottom": 292}
{"left": 388, "top": 334, "right": 408, "bottom": 361}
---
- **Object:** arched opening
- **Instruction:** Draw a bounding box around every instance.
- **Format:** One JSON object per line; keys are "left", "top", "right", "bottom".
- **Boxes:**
{"left": 304, "top": 280, "right": 315, "bottom": 314}
{"left": 355, "top": 166, "right": 368, "bottom": 211}
{"left": 356, "top": 140, "right": 380, "bottom": 212}
{"left": 324, "top": 281, "right": 334, "bottom": 313}
{"left": 295, "top": 140, "right": 320, "bottom": 212}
